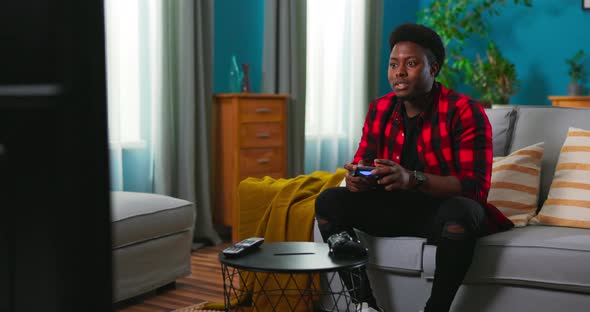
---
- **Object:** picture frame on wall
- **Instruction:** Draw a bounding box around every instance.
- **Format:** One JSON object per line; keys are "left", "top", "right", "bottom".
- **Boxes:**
{"left": 584, "top": 0, "right": 590, "bottom": 10}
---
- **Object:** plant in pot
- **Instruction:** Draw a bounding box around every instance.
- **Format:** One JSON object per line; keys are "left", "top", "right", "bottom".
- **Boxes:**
{"left": 566, "top": 50, "right": 586, "bottom": 96}
{"left": 417, "top": 0, "right": 531, "bottom": 105}
{"left": 460, "top": 41, "right": 520, "bottom": 105}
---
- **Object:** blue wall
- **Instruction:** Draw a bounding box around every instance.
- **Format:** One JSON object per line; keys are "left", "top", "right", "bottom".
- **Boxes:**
{"left": 212, "top": 0, "right": 590, "bottom": 104}
{"left": 214, "top": 0, "right": 265, "bottom": 94}
{"left": 379, "top": 0, "right": 590, "bottom": 105}
{"left": 378, "top": 1, "right": 421, "bottom": 96}
{"left": 488, "top": 0, "right": 590, "bottom": 104}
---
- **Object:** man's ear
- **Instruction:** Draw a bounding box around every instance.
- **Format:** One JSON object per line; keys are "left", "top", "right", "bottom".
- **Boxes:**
{"left": 430, "top": 61, "right": 440, "bottom": 77}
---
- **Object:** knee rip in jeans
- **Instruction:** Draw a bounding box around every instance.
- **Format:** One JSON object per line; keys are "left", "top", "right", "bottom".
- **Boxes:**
{"left": 316, "top": 217, "right": 334, "bottom": 233}
{"left": 317, "top": 217, "right": 346, "bottom": 241}
{"left": 442, "top": 222, "right": 466, "bottom": 240}
{"left": 316, "top": 217, "right": 329, "bottom": 226}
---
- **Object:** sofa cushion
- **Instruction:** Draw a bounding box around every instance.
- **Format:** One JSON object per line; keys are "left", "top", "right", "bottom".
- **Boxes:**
{"left": 488, "top": 142, "right": 544, "bottom": 227}
{"left": 530, "top": 127, "right": 590, "bottom": 229}
{"left": 509, "top": 106, "right": 590, "bottom": 207}
{"left": 423, "top": 226, "right": 590, "bottom": 293}
{"left": 484, "top": 107, "right": 517, "bottom": 157}
{"left": 356, "top": 230, "right": 426, "bottom": 273}
{"left": 111, "top": 191, "right": 195, "bottom": 249}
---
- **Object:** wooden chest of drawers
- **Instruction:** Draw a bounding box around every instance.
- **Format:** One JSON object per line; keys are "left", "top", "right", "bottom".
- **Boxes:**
{"left": 548, "top": 96, "right": 590, "bottom": 108}
{"left": 212, "top": 93, "right": 288, "bottom": 241}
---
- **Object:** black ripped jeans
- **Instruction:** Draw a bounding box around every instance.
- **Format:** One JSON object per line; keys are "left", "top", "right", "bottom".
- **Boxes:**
{"left": 315, "top": 187, "right": 487, "bottom": 312}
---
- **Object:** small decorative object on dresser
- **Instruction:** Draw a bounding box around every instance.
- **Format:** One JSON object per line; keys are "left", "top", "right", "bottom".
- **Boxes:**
{"left": 548, "top": 95, "right": 590, "bottom": 108}
{"left": 212, "top": 93, "right": 288, "bottom": 242}
{"left": 565, "top": 50, "right": 586, "bottom": 95}
{"left": 228, "top": 55, "right": 243, "bottom": 93}
{"left": 241, "top": 63, "right": 251, "bottom": 93}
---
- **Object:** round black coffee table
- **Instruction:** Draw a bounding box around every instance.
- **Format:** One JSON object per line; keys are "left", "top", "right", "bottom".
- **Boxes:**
{"left": 219, "top": 242, "right": 367, "bottom": 312}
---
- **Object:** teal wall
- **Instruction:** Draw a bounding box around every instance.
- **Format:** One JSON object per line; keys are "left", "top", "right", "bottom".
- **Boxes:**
{"left": 487, "top": 0, "right": 590, "bottom": 105}
{"left": 379, "top": 0, "right": 590, "bottom": 105}
{"left": 214, "top": 0, "right": 265, "bottom": 94}
{"left": 211, "top": 1, "right": 590, "bottom": 103}
{"left": 378, "top": 1, "right": 421, "bottom": 97}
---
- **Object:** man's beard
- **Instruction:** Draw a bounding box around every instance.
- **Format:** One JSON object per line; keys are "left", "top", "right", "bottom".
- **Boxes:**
{"left": 397, "top": 89, "right": 430, "bottom": 103}
{"left": 396, "top": 93, "right": 418, "bottom": 102}
{"left": 397, "top": 82, "right": 436, "bottom": 109}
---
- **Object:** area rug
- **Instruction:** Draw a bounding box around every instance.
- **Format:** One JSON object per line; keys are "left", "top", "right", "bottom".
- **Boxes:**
{"left": 171, "top": 302, "right": 223, "bottom": 312}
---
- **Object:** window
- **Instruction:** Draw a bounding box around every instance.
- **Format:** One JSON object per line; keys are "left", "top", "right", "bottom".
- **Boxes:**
{"left": 305, "top": 0, "right": 368, "bottom": 172}
{"left": 105, "top": 0, "right": 143, "bottom": 146}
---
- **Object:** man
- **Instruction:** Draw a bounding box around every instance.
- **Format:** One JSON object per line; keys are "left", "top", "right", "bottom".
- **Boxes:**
{"left": 315, "top": 23, "right": 513, "bottom": 312}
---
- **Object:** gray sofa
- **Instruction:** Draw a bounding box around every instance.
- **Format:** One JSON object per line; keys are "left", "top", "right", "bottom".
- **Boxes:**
{"left": 314, "top": 105, "right": 590, "bottom": 312}
{"left": 111, "top": 191, "right": 195, "bottom": 302}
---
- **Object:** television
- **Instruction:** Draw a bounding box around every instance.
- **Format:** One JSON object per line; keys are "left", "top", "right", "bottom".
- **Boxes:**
{"left": 0, "top": 1, "right": 113, "bottom": 311}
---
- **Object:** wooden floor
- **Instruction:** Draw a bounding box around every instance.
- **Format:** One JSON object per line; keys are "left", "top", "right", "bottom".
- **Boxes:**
{"left": 116, "top": 242, "right": 232, "bottom": 312}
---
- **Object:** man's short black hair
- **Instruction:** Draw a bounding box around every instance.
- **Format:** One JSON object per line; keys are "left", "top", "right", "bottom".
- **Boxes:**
{"left": 389, "top": 23, "right": 445, "bottom": 74}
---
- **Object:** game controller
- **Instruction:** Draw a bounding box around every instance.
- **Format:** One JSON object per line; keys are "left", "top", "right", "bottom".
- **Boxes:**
{"left": 351, "top": 166, "right": 380, "bottom": 180}
{"left": 327, "top": 231, "right": 368, "bottom": 259}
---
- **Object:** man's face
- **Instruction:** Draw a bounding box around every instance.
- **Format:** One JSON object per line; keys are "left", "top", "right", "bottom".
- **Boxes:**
{"left": 387, "top": 41, "right": 438, "bottom": 100}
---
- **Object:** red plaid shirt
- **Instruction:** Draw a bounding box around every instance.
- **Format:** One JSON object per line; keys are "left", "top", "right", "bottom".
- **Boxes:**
{"left": 353, "top": 83, "right": 513, "bottom": 233}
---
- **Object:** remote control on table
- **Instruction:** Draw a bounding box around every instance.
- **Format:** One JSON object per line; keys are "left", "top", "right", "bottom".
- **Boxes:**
{"left": 236, "top": 237, "right": 265, "bottom": 248}
{"left": 222, "top": 245, "right": 245, "bottom": 258}
{"left": 222, "top": 237, "right": 264, "bottom": 258}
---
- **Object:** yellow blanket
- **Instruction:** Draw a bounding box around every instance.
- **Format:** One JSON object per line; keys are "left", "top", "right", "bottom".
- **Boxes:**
{"left": 203, "top": 169, "right": 346, "bottom": 311}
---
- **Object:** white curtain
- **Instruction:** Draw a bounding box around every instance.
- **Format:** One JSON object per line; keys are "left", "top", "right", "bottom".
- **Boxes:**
{"left": 105, "top": 0, "right": 151, "bottom": 191}
{"left": 105, "top": 0, "right": 221, "bottom": 247}
{"left": 305, "top": 0, "right": 382, "bottom": 173}
{"left": 262, "top": 0, "right": 307, "bottom": 177}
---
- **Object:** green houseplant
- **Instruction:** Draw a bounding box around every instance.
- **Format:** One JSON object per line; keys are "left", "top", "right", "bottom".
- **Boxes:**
{"left": 566, "top": 50, "right": 586, "bottom": 95}
{"left": 462, "top": 42, "right": 520, "bottom": 104}
{"left": 417, "top": 0, "right": 531, "bottom": 104}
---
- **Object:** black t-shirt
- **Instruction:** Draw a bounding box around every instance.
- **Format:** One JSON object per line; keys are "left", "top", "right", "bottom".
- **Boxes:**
{"left": 400, "top": 105, "right": 421, "bottom": 171}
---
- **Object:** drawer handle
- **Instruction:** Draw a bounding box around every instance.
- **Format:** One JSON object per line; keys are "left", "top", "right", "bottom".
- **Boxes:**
{"left": 256, "top": 133, "right": 271, "bottom": 138}
{"left": 257, "top": 158, "right": 270, "bottom": 164}
{"left": 255, "top": 108, "right": 272, "bottom": 113}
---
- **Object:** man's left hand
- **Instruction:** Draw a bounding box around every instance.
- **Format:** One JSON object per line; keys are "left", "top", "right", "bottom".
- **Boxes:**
{"left": 373, "top": 159, "right": 411, "bottom": 191}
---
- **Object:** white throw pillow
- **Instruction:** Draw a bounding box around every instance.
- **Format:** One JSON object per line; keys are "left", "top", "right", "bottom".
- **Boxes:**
{"left": 488, "top": 142, "right": 544, "bottom": 227}
{"left": 529, "top": 127, "right": 590, "bottom": 229}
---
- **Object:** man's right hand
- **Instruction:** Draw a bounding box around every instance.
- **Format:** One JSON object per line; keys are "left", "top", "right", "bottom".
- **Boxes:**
{"left": 343, "top": 160, "right": 373, "bottom": 192}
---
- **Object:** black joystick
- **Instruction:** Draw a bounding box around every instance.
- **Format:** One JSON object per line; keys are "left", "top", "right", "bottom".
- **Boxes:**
{"left": 327, "top": 231, "right": 368, "bottom": 259}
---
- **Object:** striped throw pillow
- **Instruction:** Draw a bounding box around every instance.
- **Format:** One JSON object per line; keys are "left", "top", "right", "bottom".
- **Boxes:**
{"left": 529, "top": 127, "right": 590, "bottom": 229}
{"left": 488, "top": 142, "right": 544, "bottom": 227}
